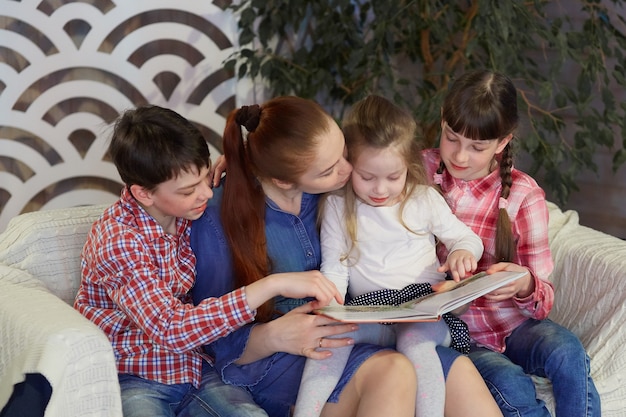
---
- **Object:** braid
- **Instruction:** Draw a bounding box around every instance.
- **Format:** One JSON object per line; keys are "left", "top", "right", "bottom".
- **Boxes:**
{"left": 495, "top": 143, "right": 516, "bottom": 262}
{"left": 434, "top": 160, "right": 446, "bottom": 193}
{"left": 499, "top": 144, "right": 513, "bottom": 199}
{"left": 436, "top": 160, "right": 445, "bottom": 175}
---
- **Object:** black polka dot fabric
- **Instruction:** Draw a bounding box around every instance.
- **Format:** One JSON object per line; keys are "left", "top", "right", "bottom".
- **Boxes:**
{"left": 346, "top": 283, "right": 471, "bottom": 354}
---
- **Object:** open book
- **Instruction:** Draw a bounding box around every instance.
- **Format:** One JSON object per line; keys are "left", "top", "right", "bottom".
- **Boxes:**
{"left": 316, "top": 270, "right": 526, "bottom": 323}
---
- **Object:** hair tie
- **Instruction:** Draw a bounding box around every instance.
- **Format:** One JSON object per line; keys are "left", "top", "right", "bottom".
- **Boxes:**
{"left": 498, "top": 197, "right": 509, "bottom": 209}
{"left": 235, "top": 105, "right": 261, "bottom": 132}
{"left": 433, "top": 173, "right": 443, "bottom": 185}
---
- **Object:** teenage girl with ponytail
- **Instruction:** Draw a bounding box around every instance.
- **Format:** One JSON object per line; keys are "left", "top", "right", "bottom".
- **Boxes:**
{"left": 423, "top": 69, "right": 600, "bottom": 417}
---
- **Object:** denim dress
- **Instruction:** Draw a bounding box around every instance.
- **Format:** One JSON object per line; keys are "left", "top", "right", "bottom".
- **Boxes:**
{"left": 191, "top": 184, "right": 384, "bottom": 417}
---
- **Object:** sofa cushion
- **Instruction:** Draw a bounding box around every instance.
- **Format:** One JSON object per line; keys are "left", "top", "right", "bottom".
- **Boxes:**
{"left": 0, "top": 205, "right": 107, "bottom": 305}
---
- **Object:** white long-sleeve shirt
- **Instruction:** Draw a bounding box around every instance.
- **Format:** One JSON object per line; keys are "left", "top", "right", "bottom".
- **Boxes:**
{"left": 321, "top": 185, "right": 484, "bottom": 298}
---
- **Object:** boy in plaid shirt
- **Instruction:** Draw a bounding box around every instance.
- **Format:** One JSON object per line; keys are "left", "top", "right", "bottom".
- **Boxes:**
{"left": 75, "top": 105, "right": 340, "bottom": 417}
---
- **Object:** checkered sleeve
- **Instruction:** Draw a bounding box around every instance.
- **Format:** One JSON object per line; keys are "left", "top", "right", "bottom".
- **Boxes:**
{"left": 512, "top": 187, "right": 554, "bottom": 318}
{"left": 93, "top": 227, "right": 255, "bottom": 354}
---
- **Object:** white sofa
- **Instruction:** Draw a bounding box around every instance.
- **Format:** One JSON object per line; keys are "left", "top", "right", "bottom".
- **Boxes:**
{"left": 0, "top": 204, "right": 120, "bottom": 417}
{"left": 0, "top": 202, "right": 624, "bottom": 416}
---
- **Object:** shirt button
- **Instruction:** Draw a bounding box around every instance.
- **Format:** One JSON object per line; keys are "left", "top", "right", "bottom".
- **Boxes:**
{"left": 306, "top": 251, "right": 313, "bottom": 257}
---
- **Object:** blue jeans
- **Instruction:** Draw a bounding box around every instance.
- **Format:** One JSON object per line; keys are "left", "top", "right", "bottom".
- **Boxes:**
{"left": 469, "top": 319, "right": 600, "bottom": 417}
{"left": 119, "top": 363, "right": 268, "bottom": 417}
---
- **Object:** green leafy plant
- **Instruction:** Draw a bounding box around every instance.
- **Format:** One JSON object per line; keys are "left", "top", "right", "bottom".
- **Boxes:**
{"left": 225, "top": 0, "right": 626, "bottom": 204}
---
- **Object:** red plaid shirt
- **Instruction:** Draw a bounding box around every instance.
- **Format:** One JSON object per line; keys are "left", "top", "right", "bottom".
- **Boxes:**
{"left": 423, "top": 149, "right": 554, "bottom": 352}
{"left": 74, "top": 188, "right": 255, "bottom": 387}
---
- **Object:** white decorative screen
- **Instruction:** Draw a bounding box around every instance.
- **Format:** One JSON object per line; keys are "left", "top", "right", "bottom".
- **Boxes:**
{"left": 0, "top": 0, "right": 246, "bottom": 231}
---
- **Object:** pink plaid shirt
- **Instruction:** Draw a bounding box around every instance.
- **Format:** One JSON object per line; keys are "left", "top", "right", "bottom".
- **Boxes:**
{"left": 74, "top": 188, "right": 255, "bottom": 387}
{"left": 423, "top": 149, "right": 554, "bottom": 352}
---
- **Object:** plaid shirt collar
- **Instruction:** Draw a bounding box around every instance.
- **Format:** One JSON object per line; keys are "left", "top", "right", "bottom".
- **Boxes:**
{"left": 119, "top": 186, "right": 191, "bottom": 241}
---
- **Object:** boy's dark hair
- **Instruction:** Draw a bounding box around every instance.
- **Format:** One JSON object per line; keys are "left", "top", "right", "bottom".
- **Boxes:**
{"left": 108, "top": 105, "right": 210, "bottom": 190}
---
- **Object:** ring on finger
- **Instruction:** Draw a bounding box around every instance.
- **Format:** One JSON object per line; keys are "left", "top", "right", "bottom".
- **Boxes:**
{"left": 318, "top": 337, "right": 324, "bottom": 348}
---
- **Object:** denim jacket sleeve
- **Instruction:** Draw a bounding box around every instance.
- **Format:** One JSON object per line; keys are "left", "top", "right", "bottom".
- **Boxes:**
{"left": 210, "top": 322, "right": 278, "bottom": 386}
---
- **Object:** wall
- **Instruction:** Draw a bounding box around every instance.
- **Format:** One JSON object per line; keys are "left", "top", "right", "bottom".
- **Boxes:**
{"left": 518, "top": 151, "right": 626, "bottom": 239}
{"left": 528, "top": 1, "right": 626, "bottom": 239}
{"left": 545, "top": 153, "right": 626, "bottom": 239}
{"left": 0, "top": 0, "right": 255, "bottom": 231}
{"left": 0, "top": 1, "right": 625, "bottom": 238}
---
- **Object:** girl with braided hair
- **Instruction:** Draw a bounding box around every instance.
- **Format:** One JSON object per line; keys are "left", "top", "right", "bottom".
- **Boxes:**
{"left": 423, "top": 69, "right": 600, "bottom": 417}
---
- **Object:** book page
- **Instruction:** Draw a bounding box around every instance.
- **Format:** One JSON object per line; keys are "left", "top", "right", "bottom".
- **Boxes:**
{"left": 316, "top": 304, "right": 441, "bottom": 323}
{"left": 315, "top": 270, "right": 526, "bottom": 323}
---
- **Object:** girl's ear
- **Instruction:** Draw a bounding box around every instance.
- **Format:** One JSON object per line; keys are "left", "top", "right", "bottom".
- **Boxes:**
{"left": 129, "top": 184, "right": 155, "bottom": 207}
{"left": 496, "top": 133, "right": 513, "bottom": 154}
{"left": 272, "top": 177, "right": 296, "bottom": 190}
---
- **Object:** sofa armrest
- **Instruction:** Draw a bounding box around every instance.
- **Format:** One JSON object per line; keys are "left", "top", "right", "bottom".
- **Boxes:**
{"left": 0, "top": 265, "right": 122, "bottom": 417}
{"left": 0, "top": 204, "right": 108, "bottom": 305}
{"left": 547, "top": 203, "right": 626, "bottom": 414}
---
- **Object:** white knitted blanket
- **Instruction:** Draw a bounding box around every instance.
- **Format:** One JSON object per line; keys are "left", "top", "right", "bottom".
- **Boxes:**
{"left": 0, "top": 205, "right": 121, "bottom": 416}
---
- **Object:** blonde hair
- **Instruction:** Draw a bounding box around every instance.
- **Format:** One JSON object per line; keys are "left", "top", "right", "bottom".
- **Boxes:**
{"left": 339, "top": 95, "right": 429, "bottom": 263}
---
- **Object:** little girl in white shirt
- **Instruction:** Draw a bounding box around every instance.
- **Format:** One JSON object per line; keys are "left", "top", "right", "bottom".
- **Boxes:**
{"left": 294, "top": 95, "right": 484, "bottom": 417}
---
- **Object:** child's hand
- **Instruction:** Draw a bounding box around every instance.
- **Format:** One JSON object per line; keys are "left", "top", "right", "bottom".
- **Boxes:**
{"left": 245, "top": 271, "right": 344, "bottom": 311}
{"left": 210, "top": 155, "right": 227, "bottom": 187}
{"left": 483, "top": 262, "right": 534, "bottom": 300}
{"left": 432, "top": 281, "right": 468, "bottom": 315}
{"left": 431, "top": 280, "right": 458, "bottom": 292}
{"left": 437, "top": 249, "right": 477, "bottom": 281}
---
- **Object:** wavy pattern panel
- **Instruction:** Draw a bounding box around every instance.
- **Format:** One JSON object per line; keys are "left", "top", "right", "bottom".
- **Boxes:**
{"left": 0, "top": 0, "right": 240, "bottom": 230}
